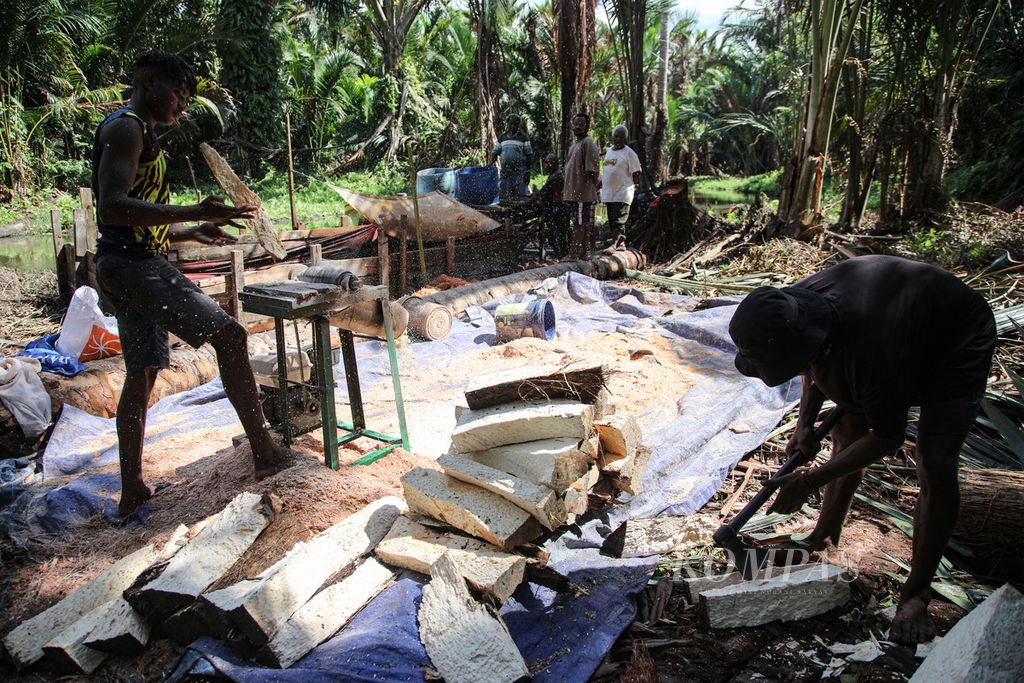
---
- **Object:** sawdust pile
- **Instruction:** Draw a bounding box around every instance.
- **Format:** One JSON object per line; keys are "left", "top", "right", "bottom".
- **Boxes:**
{"left": 411, "top": 274, "right": 475, "bottom": 298}
{"left": 467, "top": 333, "right": 695, "bottom": 428}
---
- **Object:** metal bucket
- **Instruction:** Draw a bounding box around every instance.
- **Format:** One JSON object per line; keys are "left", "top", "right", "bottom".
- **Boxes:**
{"left": 494, "top": 300, "right": 556, "bottom": 342}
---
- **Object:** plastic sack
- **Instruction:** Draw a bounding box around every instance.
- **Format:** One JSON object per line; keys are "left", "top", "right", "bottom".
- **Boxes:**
{"left": 55, "top": 286, "right": 121, "bottom": 362}
{"left": 0, "top": 356, "right": 52, "bottom": 437}
{"left": 20, "top": 333, "right": 87, "bottom": 376}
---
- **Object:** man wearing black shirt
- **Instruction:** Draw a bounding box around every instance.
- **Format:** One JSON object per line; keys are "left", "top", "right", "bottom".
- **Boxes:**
{"left": 529, "top": 153, "right": 569, "bottom": 257}
{"left": 729, "top": 255, "right": 996, "bottom": 644}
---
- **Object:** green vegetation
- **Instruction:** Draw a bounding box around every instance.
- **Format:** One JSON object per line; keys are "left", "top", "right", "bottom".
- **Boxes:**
{"left": 691, "top": 170, "right": 782, "bottom": 202}
{"left": 1, "top": 0, "right": 1020, "bottom": 238}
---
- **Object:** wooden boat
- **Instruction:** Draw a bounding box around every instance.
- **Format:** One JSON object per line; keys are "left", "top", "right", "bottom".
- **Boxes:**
{"left": 330, "top": 185, "right": 500, "bottom": 241}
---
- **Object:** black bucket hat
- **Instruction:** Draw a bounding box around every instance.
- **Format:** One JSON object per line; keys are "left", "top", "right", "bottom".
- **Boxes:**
{"left": 729, "top": 286, "right": 832, "bottom": 387}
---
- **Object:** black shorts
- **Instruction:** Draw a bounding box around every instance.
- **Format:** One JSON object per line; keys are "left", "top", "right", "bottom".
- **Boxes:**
{"left": 96, "top": 252, "right": 235, "bottom": 372}
{"left": 605, "top": 202, "right": 629, "bottom": 227}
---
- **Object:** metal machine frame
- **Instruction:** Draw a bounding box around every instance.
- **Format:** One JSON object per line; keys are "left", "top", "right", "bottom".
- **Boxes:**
{"left": 239, "top": 283, "right": 409, "bottom": 469}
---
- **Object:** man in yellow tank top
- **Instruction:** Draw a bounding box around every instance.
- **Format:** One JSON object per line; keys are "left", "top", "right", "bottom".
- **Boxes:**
{"left": 93, "top": 51, "right": 289, "bottom": 516}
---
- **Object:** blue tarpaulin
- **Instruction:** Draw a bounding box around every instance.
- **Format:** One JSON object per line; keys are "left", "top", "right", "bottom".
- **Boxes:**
{"left": 1, "top": 272, "right": 798, "bottom": 680}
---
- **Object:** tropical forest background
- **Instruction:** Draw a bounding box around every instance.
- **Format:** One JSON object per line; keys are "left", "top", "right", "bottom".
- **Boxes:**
{"left": 1, "top": 0, "right": 1022, "bottom": 245}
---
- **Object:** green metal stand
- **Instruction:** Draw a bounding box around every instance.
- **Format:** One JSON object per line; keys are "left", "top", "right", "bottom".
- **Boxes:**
{"left": 240, "top": 284, "right": 409, "bottom": 471}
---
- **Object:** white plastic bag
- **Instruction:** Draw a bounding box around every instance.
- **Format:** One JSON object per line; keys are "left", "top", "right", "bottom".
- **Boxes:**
{"left": 55, "top": 286, "right": 121, "bottom": 361}
{"left": 0, "top": 357, "right": 52, "bottom": 437}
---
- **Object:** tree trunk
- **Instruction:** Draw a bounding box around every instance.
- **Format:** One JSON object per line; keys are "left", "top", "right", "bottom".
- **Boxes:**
{"left": 838, "top": 6, "right": 872, "bottom": 230}
{"left": 471, "top": 1, "right": 503, "bottom": 163}
{"left": 555, "top": 0, "right": 596, "bottom": 156}
{"left": 777, "top": 0, "right": 865, "bottom": 239}
{"left": 386, "top": 82, "right": 410, "bottom": 162}
{"left": 906, "top": 26, "right": 956, "bottom": 215}
{"left": 647, "top": 8, "right": 671, "bottom": 185}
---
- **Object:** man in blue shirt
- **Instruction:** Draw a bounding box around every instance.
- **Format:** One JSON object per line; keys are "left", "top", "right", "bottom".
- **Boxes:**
{"left": 490, "top": 114, "right": 533, "bottom": 198}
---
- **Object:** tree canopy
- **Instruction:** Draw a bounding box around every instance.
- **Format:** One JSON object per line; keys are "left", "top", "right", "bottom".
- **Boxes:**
{"left": 1, "top": 0, "right": 1020, "bottom": 221}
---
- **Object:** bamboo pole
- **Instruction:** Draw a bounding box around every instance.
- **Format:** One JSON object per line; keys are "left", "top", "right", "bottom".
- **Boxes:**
{"left": 405, "top": 141, "right": 428, "bottom": 287}
{"left": 286, "top": 111, "right": 299, "bottom": 232}
{"left": 378, "top": 228, "right": 390, "bottom": 292}
{"left": 399, "top": 215, "right": 408, "bottom": 294}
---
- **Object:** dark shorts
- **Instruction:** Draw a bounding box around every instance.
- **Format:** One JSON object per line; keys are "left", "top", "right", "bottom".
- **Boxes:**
{"left": 606, "top": 202, "right": 630, "bottom": 236}
{"left": 567, "top": 201, "right": 595, "bottom": 228}
{"left": 96, "top": 252, "right": 235, "bottom": 372}
{"left": 918, "top": 396, "right": 984, "bottom": 438}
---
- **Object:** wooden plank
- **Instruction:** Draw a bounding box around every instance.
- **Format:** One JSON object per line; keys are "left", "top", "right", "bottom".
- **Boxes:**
{"left": 309, "top": 227, "right": 349, "bottom": 238}
{"left": 78, "top": 187, "right": 98, "bottom": 253}
{"left": 1, "top": 525, "right": 188, "bottom": 669}
{"left": 465, "top": 438, "right": 591, "bottom": 492}
{"left": 57, "top": 243, "right": 75, "bottom": 298}
{"left": 465, "top": 363, "right": 607, "bottom": 411}
{"left": 42, "top": 599, "right": 117, "bottom": 674}
{"left": 601, "top": 515, "right": 715, "bottom": 559}
{"left": 50, "top": 209, "right": 63, "bottom": 262}
{"left": 73, "top": 208, "right": 87, "bottom": 259}
{"left": 134, "top": 492, "right": 274, "bottom": 617}
{"left": 378, "top": 227, "right": 390, "bottom": 292}
{"left": 199, "top": 579, "right": 264, "bottom": 632}
{"left": 314, "top": 255, "right": 378, "bottom": 280}
{"left": 613, "top": 445, "right": 653, "bottom": 496}
{"left": 226, "top": 497, "right": 405, "bottom": 644}
{"left": 451, "top": 400, "right": 595, "bottom": 453}
{"left": 81, "top": 598, "right": 150, "bottom": 655}
{"left": 375, "top": 516, "right": 525, "bottom": 603}
{"left": 401, "top": 467, "right": 542, "bottom": 551}
{"left": 226, "top": 249, "right": 245, "bottom": 320}
{"left": 446, "top": 236, "right": 455, "bottom": 274}
{"left": 699, "top": 564, "right": 850, "bottom": 628}
{"left": 197, "top": 263, "right": 307, "bottom": 295}
{"left": 594, "top": 414, "right": 642, "bottom": 464}
{"left": 200, "top": 143, "right": 287, "bottom": 260}
{"left": 418, "top": 553, "right": 529, "bottom": 683}
{"left": 258, "top": 558, "right": 394, "bottom": 668}
{"left": 83, "top": 251, "right": 99, "bottom": 292}
{"left": 439, "top": 454, "right": 566, "bottom": 530}
{"left": 309, "top": 243, "right": 323, "bottom": 265}
{"left": 563, "top": 467, "right": 599, "bottom": 521}
{"left": 398, "top": 215, "right": 408, "bottom": 294}
{"left": 160, "top": 601, "right": 218, "bottom": 645}
{"left": 174, "top": 241, "right": 267, "bottom": 262}
{"left": 525, "top": 558, "right": 571, "bottom": 592}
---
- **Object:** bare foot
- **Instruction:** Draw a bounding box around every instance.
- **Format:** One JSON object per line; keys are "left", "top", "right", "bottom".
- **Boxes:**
{"left": 890, "top": 597, "right": 936, "bottom": 644}
{"left": 253, "top": 442, "right": 291, "bottom": 480}
{"left": 118, "top": 481, "right": 153, "bottom": 517}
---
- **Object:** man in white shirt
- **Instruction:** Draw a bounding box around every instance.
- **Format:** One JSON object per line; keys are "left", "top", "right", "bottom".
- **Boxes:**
{"left": 600, "top": 125, "right": 642, "bottom": 243}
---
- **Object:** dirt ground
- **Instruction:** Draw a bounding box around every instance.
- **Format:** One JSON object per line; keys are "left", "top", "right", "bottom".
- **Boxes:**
{"left": 0, "top": 325, "right": 701, "bottom": 681}
{"left": 0, "top": 261, "right": 1005, "bottom": 681}
{"left": 0, "top": 267, "right": 62, "bottom": 356}
{"left": 0, "top": 432, "right": 434, "bottom": 640}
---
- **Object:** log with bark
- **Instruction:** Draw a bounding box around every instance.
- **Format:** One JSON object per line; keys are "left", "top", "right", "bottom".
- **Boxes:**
{"left": 954, "top": 468, "right": 1024, "bottom": 550}
{"left": 464, "top": 363, "right": 606, "bottom": 411}
{"left": 412, "top": 248, "right": 646, "bottom": 320}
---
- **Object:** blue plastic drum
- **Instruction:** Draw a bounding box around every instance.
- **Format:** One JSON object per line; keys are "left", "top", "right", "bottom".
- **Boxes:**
{"left": 416, "top": 167, "right": 456, "bottom": 195}
{"left": 455, "top": 166, "right": 500, "bottom": 205}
